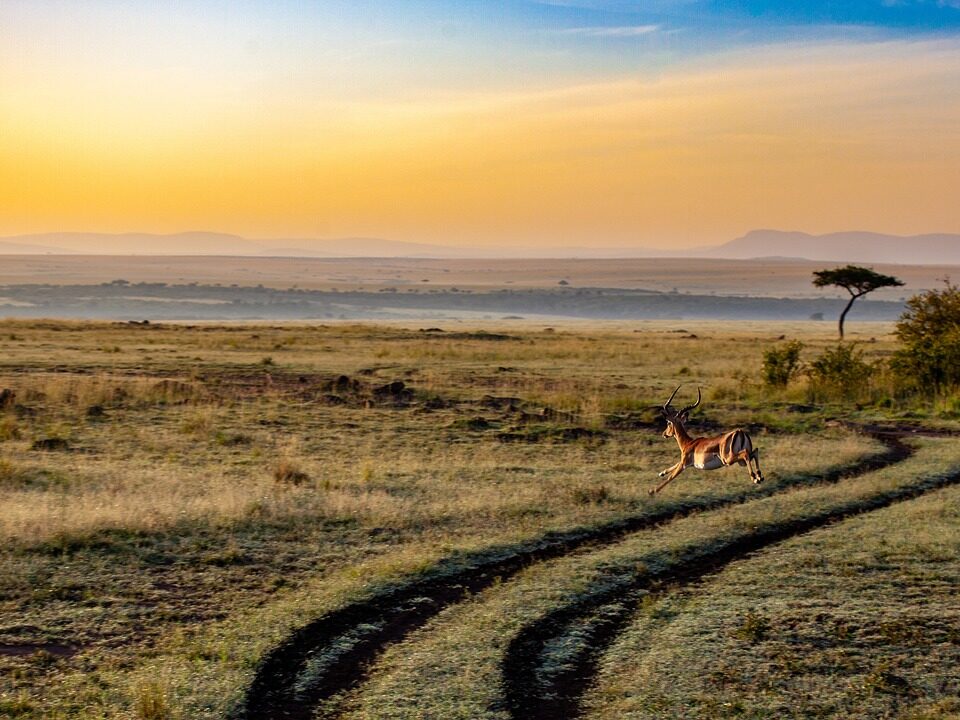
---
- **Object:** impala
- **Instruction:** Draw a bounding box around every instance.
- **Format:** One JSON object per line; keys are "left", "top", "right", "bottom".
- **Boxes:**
{"left": 650, "top": 386, "right": 764, "bottom": 495}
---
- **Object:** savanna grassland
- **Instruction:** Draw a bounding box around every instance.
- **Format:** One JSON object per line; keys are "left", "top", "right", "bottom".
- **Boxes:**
{"left": 1, "top": 319, "right": 958, "bottom": 719}
{"left": 0, "top": 255, "right": 937, "bottom": 322}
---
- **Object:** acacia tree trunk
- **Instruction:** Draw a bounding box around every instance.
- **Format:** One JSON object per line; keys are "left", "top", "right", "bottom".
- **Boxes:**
{"left": 837, "top": 291, "right": 861, "bottom": 339}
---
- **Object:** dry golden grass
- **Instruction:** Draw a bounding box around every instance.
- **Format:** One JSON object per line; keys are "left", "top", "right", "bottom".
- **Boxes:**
{"left": 586, "top": 473, "right": 960, "bottom": 719}
{"left": 337, "top": 439, "right": 960, "bottom": 720}
{"left": 0, "top": 318, "right": 950, "bottom": 719}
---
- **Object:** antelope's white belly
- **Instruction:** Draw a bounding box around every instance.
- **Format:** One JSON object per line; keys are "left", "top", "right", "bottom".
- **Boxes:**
{"left": 694, "top": 455, "right": 724, "bottom": 470}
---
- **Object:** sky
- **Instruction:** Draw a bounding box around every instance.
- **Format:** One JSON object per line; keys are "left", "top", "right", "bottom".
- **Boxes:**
{"left": 2, "top": 0, "right": 960, "bottom": 250}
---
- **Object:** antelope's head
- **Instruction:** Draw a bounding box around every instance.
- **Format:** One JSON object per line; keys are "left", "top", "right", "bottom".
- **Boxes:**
{"left": 660, "top": 385, "right": 701, "bottom": 438}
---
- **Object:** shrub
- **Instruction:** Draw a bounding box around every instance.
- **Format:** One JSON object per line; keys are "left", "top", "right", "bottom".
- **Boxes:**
{"left": 0, "top": 416, "right": 21, "bottom": 441}
{"left": 0, "top": 458, "right": 26, "bottom": 488}
{"left": 732, "top": 610, "right": 771, "bottom": 643}
{"left": 762, "top": 340, "right": 804, "bottom": 387}
{"left": 807, "top": 343, "right": 873, "bottom": 400}
{"left": 568, "top": 485, "right": 610, "bottom": 505}
{"left": 273, "top": 459, "right": 310, "bottom": 486}
{"left": 891, "top": 281, "right": 960, "bottom": 394}
{"left": 180, "top": 407, "right": 216, "bottom": 437}
{"left": 30, "top": 437, "right": 71, "bottom": 452}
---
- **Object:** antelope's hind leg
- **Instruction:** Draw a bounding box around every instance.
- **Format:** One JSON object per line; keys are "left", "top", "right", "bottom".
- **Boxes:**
{"left": 734, "top": 449, "right": 758, "bottom": 482}
{"left": 751, "top": 448, "right": 764, "bottom": 484}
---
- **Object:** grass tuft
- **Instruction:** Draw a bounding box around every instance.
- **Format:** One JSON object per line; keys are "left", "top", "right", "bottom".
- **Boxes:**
{"left": 134, "top": 680, "right": 171, "bottom": 720}
{"left": 731, "top": 609, "right": 771, "bottom": 643}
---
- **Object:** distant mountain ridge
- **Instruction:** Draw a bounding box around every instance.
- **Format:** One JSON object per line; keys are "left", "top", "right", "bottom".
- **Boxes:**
{"left": 0, "top": 239, "right": 81, "bottom": 254}
{"left": 0, "top": 232, "right": 662, "bottom": 259}
{"left": 708, "top": 230, "right": 960, "bottom": 264}
{"left": 2, "top": 229, "right": 959, "bottom": 264}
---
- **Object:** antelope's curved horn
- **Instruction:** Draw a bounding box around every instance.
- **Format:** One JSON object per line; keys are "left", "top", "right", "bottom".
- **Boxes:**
{"left": 663, "top": 385, "right": 682, "bottom": 411}
{"left": 679, "top": 386, "right": 702, "bottom": 417}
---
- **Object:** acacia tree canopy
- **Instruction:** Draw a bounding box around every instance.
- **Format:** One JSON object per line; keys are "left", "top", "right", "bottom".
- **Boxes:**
{"left": 813, "top": 265, "right": 904, "bottom": 296}
{"left": 812, "top": 265, "right": 904, "bottom": 339}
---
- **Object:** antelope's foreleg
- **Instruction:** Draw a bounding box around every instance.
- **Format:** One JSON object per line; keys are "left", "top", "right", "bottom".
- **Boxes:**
{"left": 650, "top": 462, "right": 686, "bottom": 495}
{"left": 658, "top": 461, "right": 682, "bottom": 478}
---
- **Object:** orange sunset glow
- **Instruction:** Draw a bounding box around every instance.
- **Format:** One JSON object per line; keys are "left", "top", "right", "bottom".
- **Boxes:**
{"left": 2, "top": 2, "right": 960, "bottom": 250}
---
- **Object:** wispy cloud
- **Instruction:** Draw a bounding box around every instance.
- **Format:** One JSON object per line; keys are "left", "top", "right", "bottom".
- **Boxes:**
{"left": 556, "top": 25, "right": 659, "bottom": 37}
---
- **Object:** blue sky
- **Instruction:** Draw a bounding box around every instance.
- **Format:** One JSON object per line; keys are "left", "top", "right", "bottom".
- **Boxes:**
{"left": 245, "top": 0, "right": 960, "bottom": 91}
{"left": 520, "top": 0, "right": 960, "bottom": 31}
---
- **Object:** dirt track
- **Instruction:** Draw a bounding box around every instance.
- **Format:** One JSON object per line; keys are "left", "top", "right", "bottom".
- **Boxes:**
{"left": 500, "top": 431, "right": 954, "bottom": 719}
{"left": 231, "top": 428, "right": 914, "bottom": 720}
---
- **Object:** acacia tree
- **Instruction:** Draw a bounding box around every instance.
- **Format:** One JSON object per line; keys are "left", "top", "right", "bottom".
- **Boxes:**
{"left": 813, "top": 265, "right": 904, "bottom": 339}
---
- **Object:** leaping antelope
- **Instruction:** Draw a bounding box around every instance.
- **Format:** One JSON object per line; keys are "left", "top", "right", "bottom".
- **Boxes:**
{"left": 651, "top": 386, "right": 764, "bottom": 495}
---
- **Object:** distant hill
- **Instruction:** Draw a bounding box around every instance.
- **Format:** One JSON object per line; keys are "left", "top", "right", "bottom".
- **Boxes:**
{"left": 258, "top": 237, "right": 468, "bottom": 258}
{"left": 0, "top": 232, "right": 477, "bottom": 258}
{"left": 708, "top": 230, "right": 960, "bottom": 264}
{"left": 0, "top": 232, "right": 264, "bottom": 255}
{"left": 2, "top": 229, "right": 960, "bottom": 262}
{"left": 0, "top": 233, "right": 659, "bottom": 259}
{"left": 0, "top": 239, "right": 80, "bottom": 254}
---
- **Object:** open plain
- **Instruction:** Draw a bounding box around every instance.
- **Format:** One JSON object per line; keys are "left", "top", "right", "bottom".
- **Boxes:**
{"left": 0, "top": 319, "right": 958, "bottom": 719}
{"left": 2, "top": 255, "right": 951, "bottom": 323}
{"left": 0, "top": 255, "right": 950, "bottom": 296}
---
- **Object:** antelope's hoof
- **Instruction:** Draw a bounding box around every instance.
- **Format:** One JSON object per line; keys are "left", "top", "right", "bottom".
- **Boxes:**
{"left": 648, "top": 488, "right": 656, "bottom": 496}
{"left": 753, "top": 476, "right": 765, "bottom": 484}
{"left": 657, "top": 471, "right": 666, "bottom": 478}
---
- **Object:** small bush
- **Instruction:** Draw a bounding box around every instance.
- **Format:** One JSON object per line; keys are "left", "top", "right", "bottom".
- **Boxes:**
{"left": 807, "top": 344, "right": 873, "bottom": 400}
{"left": 30, "top": 437, "right": 71, "bottom": 452}
{"left": 0, "top": 460, "right": 70, "bottom": 491}
{"left": 762, "top": 340, "right": 804, "bottom": 387}
{"left": 215, "top": 431, "right": 253, "bottom": 446}
{"left": 180, "top": 407, "right": 216, "bottom": 437}
{"left": 732, "top": 610, "right": 770, "bottom": 643}
{"left": 861, "top": 661, "right": 916, "bottom": 697}
{"left": 568, "top": 485, "right": 610, "bottom": 505}
{"left": 201, "top": 540, "right": 248, "bottom": 566}
{"left": 0, "top": 693, "right": 35, "bottom": 717}
{"left": 273, "top": 459, "right": 310, "bottom": 486}
{"left": 86, "top": 404, "right": 107, "bottom": 419}
{"left": 892, "top": 280, "right": 960, "bottom": 394}
{"left": 0, "top": 416, "right": 21, "bottom": 441}
{"left": 0, "top": 458, "right": 27, "bottom": 488}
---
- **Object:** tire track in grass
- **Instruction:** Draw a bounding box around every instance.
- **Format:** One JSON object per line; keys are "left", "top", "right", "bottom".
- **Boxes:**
{"left": 500, "top": 432, "right": 954, "bottom": 720}
{"left": 231, "top": 432, "right": 908, "bottom": 720}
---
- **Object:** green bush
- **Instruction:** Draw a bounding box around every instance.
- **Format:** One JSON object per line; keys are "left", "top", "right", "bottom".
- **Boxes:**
{"left": 807, "top": 343, "right": 873, "bottom": 400}
{"left": 891, "top": 281, "right": 960, "bottom": 394}
{"left": 762, "top": 340, "right": 804, "bottom": 387}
